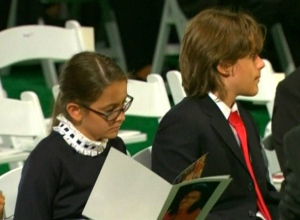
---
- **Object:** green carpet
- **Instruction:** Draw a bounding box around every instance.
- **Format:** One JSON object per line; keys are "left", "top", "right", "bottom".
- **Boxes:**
{"left": 0, "top": 64, "right": 270, "bottom": 174}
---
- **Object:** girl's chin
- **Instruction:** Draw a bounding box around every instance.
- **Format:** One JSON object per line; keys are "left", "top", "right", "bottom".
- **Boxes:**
{"left": 106, "top": 132, "right": 119, "bottom": 139}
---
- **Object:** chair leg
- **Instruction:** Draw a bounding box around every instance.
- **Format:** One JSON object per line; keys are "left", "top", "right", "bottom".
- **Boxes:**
{"left": 41, "top": 60, "right": 58, "bottom": 88}
{"left": 271, "top": 23, "right": 296, "bottom": 76}
{"left": 151, "top": 0, "right": 172, "bottom": 74}
{"left": 105, "top": 15, "right": 127, "bottom": 71}
{"left": 7, "top": 0, "right": 18, "bottom": 28}
{"left": 151, "top": 0, "right": 188, "bottom": 74}
{"left": 99, "top": 0, "right": 127, "bottom": 72}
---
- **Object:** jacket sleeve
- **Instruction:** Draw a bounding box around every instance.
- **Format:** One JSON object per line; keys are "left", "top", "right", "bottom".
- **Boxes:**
{"left": 14, "top": 145, "right": 61, "bottom": 220}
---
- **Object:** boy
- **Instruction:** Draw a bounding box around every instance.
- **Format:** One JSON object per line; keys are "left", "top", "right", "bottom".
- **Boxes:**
{"left": 152, "top": 8, "right": 280, "bottom": 219}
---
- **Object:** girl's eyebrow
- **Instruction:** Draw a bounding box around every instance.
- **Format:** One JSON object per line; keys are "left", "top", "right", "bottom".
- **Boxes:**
{"left": 97, "top": 96, "right": 128, "bottom": 110}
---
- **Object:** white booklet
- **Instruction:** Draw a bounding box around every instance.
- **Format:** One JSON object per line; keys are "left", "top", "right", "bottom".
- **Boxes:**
{"left": 83, "top": 148, "right": 231, "bottom": 220}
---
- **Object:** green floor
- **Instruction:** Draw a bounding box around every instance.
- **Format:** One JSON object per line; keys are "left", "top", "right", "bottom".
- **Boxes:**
{"left": 0, "top": 64, "right": 270, "bottom": 174}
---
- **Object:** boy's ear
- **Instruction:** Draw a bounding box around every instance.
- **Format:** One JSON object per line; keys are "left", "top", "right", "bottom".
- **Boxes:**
{"left": 66, "top": 102, "right": 83, "bottom": 122}
{"left": 217, "top": 63, "right": 233, "bottom": 77}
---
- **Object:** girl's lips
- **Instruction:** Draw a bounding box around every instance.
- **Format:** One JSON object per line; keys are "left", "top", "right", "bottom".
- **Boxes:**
{"left": 109, "top": 127, "right": 120, "bottom": 132}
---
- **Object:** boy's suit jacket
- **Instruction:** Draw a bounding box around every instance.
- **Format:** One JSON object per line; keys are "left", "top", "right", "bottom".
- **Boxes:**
{"left": 152, "top": 95, "right": 280, "bottom": 219}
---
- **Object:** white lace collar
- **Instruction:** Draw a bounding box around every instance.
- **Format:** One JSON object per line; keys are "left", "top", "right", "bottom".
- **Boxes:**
{"left": 53, "top": 114, "right": 108, "bottom": 157}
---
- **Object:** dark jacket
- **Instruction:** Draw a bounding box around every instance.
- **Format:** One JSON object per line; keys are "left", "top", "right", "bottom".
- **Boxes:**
{"left": 152, "top": 96, "right": 280, "bottom": 219}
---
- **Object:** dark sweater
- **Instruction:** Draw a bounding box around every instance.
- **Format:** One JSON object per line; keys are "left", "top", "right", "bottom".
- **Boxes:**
{"left": 14, "top": 131, "right": 126, "bottom": 220}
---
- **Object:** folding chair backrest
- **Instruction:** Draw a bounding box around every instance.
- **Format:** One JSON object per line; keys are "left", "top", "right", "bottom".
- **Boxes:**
{"left": 52, "top": 84, "right": 60, "bottom": 101}
{"left": 126, "top": 74, "right": 171, "bottom": 118}
{"left": 0, "top": 166, "right": 23, "bottom": 218}
{"left": 166, "top": 70, "right": 186, "bottom": 105}
{"left": 0, "top": 91, "right": 47, "bottom": 151}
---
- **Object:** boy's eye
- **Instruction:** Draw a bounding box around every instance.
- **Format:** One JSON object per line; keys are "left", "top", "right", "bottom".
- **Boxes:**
{"left": 250, "top": 54, "right": 257, "bottom": 60}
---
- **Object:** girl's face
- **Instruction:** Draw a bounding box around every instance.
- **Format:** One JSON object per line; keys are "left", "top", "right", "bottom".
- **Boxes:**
{"left": 75, "top": 80, "right": 128, "bottom": 141}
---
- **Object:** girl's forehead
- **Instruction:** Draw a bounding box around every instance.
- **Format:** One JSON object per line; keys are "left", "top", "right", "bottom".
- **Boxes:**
{"left": 93, "top": 81, "right": 127, "bottom": 105}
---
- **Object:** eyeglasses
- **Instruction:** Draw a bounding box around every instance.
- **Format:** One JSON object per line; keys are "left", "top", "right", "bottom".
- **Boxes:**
{"left": 81, "top": 95, "right": 133, "bottom": 122}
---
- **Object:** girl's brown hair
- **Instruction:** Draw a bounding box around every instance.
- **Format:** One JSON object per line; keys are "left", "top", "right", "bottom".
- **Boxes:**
{"left": 51, "top": 51, "right": 127, "bottom": 127}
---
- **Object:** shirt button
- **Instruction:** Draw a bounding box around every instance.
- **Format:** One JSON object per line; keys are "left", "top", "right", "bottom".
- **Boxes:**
{"left": 248, "top": 210, "right": 256, "bottom": 217}
{"left": 248, "top": 182, "right": 254, "bottom": 191}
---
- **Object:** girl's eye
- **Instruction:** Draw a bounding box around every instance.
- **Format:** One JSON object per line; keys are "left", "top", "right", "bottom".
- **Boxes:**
{"left": 105, "top": 108, "right": 115, "bottom": 114}
{"left": 105, "top": 104, "right": 121, "bottom": 113}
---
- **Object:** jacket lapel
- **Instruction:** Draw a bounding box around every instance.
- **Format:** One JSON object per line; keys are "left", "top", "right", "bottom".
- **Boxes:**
{"left": 199, "top": 96, "right": 248, "bottom": 170}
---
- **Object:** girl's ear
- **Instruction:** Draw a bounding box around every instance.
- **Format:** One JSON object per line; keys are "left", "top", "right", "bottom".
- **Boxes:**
{"left": 66, "top": 102, "right": 84, "bottom": 122}
{"left": 217, "top": 63, "right": 234, "bottom": 77}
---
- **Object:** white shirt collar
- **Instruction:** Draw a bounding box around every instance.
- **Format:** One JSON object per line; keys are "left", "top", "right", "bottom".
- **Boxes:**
{"left": 208, "top": 92, "right": 239, "bottom": 119}
{"left": 53, "top": 114, "right": 108, "bottom": 157}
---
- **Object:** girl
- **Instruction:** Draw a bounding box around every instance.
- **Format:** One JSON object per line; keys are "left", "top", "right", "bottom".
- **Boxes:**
{"left": 14, "top": 51, "right": 133, "bottom": 219}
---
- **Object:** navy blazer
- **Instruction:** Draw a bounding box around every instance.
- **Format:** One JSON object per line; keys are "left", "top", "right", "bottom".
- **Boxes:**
{"left": 152, "top": 95, "right": 280, "bottom": 219}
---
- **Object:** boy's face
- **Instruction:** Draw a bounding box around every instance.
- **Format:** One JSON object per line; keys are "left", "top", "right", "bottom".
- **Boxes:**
{"left": 230, "top": 54, "right": 265, "bottom": 97}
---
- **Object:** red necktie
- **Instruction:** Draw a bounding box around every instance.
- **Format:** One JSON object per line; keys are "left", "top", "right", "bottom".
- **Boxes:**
{"left": 228, "top": 111, "right": 271, "bottom": 220}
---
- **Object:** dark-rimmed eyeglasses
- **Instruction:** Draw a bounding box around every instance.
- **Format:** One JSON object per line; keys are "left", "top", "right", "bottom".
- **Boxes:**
{"left": 81, "top": 95, "right": 133, "bottom": 121}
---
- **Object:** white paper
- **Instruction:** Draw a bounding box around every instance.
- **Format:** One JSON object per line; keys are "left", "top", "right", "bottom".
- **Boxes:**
{"left": 83, "top": 148, "right": 231, "bottom": 220}
{"left": 83, "top": 148, "right": 171, "bottom": 220}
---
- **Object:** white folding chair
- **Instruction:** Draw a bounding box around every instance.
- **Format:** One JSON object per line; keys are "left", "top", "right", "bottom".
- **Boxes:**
{"left": 151, "top": 0, "right": 188, "bottom": 73}
{"left": 126, "top": 74, "right": 171, "bottom": 119}
{"left": 123, "top": 74, "right": 171, "bottom": 143}
{"left": 132, "top": 146, "right": 152, "bottom": 169}
{"left": 0, "top": 20, "right": 94, "bottom": 89}
{"left": 166, "top": 70, "right": 186, "bottom": 105}
{"left": 0, "top": 91, "right": 47, "bottom": 167}
{"left": 0, "top": 166, "right": 22, "bottom": 219}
